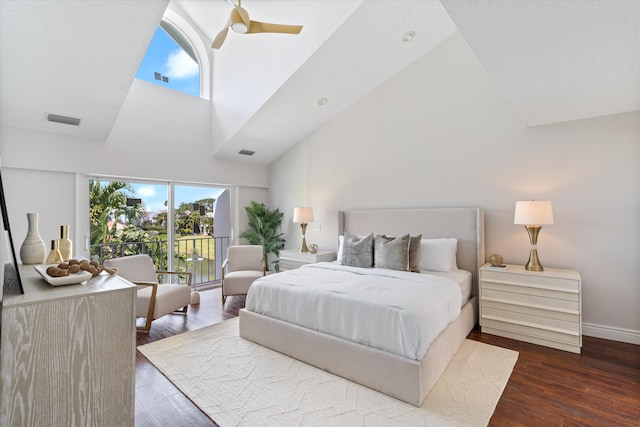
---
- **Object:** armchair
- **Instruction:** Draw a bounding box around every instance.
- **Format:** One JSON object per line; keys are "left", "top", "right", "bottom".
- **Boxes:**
{"left": 221, "top": 245, "right": 265, "bottom": 305}
{"left": 103, "top": 254, "right": 192, "bottom": 332}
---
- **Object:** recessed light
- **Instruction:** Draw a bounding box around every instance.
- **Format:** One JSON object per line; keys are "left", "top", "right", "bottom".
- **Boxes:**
{"left": 402, "top": 31, "right": 415, "bottom": 42}
{"left": 317, "top": 98, "right": 328, "bottom": 106}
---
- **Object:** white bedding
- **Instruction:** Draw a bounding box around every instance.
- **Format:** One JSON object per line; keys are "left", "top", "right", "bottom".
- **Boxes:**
{"left": 423, "top": 269, "right": 472, "bottom": 306}
{"left": 245, "top": 262, "right": 463, "bottom": 360}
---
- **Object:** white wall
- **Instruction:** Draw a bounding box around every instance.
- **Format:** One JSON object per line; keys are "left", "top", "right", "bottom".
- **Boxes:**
{"left": 269, "top": 33, "right": 640, "bottom": 342}
{"left": 1, "top": 80, "right": 267, "bottom": 187}
{"left": 0, "top": 79, "right": 268, "bottom": 258}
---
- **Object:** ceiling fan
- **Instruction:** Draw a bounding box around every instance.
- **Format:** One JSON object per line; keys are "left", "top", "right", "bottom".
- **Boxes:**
{"left": 212, "top": 0, "right": 303, "bottom": 49}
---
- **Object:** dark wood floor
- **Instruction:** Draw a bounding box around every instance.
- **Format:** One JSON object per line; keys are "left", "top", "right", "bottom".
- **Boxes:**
{"left": 135, "top": 288, "right": 640, "bottom": 427}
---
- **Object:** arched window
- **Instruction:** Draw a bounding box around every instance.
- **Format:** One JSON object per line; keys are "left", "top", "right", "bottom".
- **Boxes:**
{"left": 135, "top": 11, "right": 209, "bottom": 99}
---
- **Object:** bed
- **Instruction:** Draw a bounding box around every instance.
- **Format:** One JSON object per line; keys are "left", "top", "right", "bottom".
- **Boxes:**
{"left": 239, "top": 208, "right": 485, "bottom": 406}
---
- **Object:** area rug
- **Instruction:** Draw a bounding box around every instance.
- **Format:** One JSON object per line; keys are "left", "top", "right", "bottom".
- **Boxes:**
{"left": 138, "top": 318, "right": 518, "bottom": 427}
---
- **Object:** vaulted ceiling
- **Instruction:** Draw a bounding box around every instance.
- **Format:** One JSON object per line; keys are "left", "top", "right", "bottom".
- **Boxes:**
{"left": 1, "top": 0, "right": 638, "bottom": 165}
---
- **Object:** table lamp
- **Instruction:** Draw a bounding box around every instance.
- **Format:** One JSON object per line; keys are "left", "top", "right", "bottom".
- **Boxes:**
{"left": 293, "top": 207, "right": 314, "bottom": 253}
{"left": 514, "top": 201, "right": 554, "bottom": 271}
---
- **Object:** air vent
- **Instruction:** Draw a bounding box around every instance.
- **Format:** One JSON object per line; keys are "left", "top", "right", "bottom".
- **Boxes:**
{"left": 47, "top": 113, "right": 81, "bottom": 126}
{"left": 239, "top": 149, "right": 255, "bottom": 156}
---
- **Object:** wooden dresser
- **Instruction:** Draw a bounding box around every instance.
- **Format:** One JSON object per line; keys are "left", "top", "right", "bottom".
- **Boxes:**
{"left": 1, "top": 264, "right": 136, "bottom": 425}
{"left": 479, "top": 263, "right": 582, "bottom": 353}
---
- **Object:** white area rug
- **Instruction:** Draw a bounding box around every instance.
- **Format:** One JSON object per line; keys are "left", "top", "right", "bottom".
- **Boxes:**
{"left": 139, "top": 318, "right": 518, "bottom": 427}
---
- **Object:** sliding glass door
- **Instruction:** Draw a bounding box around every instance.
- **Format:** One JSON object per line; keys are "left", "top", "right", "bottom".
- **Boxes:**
{"left": 88, "top": 178, "right": 228, "bottom": 287}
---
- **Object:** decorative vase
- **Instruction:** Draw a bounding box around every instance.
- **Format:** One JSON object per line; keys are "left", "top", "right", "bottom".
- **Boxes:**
{"left": 59, "top": 225, "right": 73, "bottom": 261}
{"left": 45, "top": 239, "right": 64, "bottom": 265}
{"left": 19, "top": 212, "right": 47, "bottom": 265}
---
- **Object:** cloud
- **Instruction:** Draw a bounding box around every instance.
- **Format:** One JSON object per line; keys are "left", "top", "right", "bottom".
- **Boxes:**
{"left": 165, "top": 49, "right": 198, "bottom": 80}
{"left": 137, "top": 185, "right": 157, "bottom": 198}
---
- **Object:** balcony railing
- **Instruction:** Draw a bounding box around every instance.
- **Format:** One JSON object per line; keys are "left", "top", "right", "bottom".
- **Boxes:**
{"left": 90, "top": 236, "right": 230, "bottom": 287}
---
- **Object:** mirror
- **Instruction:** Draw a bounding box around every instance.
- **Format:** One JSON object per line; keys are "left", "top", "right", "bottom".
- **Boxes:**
{"left": 1, "top": 170, "right": 23, "bottom": 296}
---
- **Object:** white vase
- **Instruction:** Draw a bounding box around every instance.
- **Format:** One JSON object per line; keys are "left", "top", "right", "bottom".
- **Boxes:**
{"left": 19, "top": 212, "right": 46, "bottom": 265}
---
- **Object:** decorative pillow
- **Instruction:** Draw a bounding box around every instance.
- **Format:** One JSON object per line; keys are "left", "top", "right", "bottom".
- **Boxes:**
{"left": 377, "top": 234, "right": 421, "bottom": 272}
{"left": 408, "top": 234, "right": 422, "bottom": 272}
{"left": 337, "top": 235, "right": 344, "bottom": 263}
{"left": 374, "top": 234, "right": 410, "bottom": 271}
{"left": 341, "top": 232, "right": 374, "bottom": 268}
{"left": 420, "top": 238, "right": 458, "bottom": 272}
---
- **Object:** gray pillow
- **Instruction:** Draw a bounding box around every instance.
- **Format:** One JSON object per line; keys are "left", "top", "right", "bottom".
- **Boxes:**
{"left": 341, "top": 232, "right": 374, "bottom": 268}
{"left": 408, "top": 234, "right": 422, "bottom": 272}
{"left": 379, "top": 234, "right": 422, "bottom": 272}
{"left": 374, "top": 234, "right": 410, "bottom": 271}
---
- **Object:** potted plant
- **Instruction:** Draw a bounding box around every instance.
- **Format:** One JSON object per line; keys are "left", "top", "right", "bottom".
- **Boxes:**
{"left": 240, "top": 201, "right": 286, "bottom": 271}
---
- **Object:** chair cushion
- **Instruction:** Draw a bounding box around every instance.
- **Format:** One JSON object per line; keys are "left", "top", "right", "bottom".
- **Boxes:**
{"left": 104, "top": 254, "right": 158, "bottom": 284}
{"left": 223, "top": 270, "right": 263, "bottom": 296}
{"left": 227, "top": 245, "right": 263, "bottom": 272}
{"left": 137, "top": 284, "right": 190, "bottom": 319}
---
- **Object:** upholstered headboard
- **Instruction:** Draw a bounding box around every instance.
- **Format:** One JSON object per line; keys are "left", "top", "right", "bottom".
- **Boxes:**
{"left": 338, "top": 208, "right": 485, "bottom": 296}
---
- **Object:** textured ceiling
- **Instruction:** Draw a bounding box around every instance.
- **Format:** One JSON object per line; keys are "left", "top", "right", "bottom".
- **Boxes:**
{"left": 0, "top": 0, "right": 168, "bottom": 140}
{"left": 1, "top": 0, "right": 638, "bottom": 164}
{"left": 442, "top": 0, "right": 640, "bottom": 127}
{"left": 208, "top": 0, "right": 458, "bottom": 163}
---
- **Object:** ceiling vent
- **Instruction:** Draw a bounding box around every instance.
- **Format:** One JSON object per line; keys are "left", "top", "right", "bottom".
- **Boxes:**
{"left": 46, "top": 113, "right": 81, "bottom": 126}
{"left": 239, "top": 149, "right": 255, "bottom": 156}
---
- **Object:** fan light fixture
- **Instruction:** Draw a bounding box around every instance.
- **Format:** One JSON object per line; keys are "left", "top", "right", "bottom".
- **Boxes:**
{"left": 212, "top": 0, "right": 303, "bottom": 49}
{"left": 230, "top": 8, "right": 248, "bottom": 33}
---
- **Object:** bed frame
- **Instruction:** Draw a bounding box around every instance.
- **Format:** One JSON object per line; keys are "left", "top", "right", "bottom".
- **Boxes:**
{"left": 239, "top": 207, "right": 485, "bottom": 406}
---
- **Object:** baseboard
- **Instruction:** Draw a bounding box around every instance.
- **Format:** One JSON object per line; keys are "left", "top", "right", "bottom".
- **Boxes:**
{"left": 582, "top": 322, "right": 640, "bottom": 345}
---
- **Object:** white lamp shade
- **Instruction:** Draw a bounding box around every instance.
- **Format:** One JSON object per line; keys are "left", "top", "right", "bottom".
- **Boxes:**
{"left": 293, "top": 207, "right": 314, "bottom": 223}
{"left": 514, "top": 201, "right": 554, "bottom": 225}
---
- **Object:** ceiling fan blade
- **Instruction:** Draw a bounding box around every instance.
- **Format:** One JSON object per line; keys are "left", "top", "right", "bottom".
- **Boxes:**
{"left": 246, "top": 21, "right": 303, "bottom": 34}
{"left": 212, "top": 26, "right": 229, "bottom": 49}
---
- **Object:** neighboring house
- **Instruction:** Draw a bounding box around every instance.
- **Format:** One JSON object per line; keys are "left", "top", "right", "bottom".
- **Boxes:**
{"left": 0, "top": 0, "right": 638, "bottom": 347}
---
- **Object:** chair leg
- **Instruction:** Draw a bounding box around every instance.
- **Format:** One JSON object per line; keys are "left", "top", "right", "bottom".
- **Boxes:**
{"left": 222, "top": 294, "right": 226, "bottom": 306}
{"left": 137, "top": 317, "right": 153, "bottom": 333}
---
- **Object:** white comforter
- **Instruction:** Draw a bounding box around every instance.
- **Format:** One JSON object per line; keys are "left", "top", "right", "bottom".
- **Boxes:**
{"left": 245, "top": 262, "right": 462, "bottom": 360}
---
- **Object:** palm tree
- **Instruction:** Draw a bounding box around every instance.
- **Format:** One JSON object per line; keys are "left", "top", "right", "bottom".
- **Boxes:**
{"left": 89, "top": 180, "right": 168, "bottom": 266}
{"left": 89, "top": 180, "right": 131, "bottom": 246}
{"left": 240, "top": 201, "right": 285, "bottom": 271}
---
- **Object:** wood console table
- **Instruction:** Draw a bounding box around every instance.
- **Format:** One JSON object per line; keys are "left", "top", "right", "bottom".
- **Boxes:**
{"left": 1, "top": 264, "right": 136, "bottom": 425}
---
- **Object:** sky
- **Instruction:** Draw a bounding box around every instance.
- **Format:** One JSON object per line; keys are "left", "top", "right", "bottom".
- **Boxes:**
{"left": 96, "top": 181, "right": 224, "bottom": 214}
{"left": 135, "top": 26, "right": 200, "bottom": 97}
{"left": 131, "top": 183, "right": 225, "bottom": 214}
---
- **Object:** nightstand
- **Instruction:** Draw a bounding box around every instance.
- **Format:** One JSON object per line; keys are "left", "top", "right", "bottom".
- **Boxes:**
{"left": 479, "top": 264, "right": 582, "bottom": 353}
{"left": 279, "top": 249, "right": 336, "bottom": 271}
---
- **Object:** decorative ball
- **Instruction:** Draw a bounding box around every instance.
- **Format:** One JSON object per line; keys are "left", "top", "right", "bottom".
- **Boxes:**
{"left": 308, "top": 244, "right": 318, "bottom": 254}
{"left": 489, "top": 253, "right": 503, "bottom": 266}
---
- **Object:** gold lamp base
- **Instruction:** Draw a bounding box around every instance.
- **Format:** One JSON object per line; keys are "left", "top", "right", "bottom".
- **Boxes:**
{"left": 299, "top": 223, "right": 309, "bottom": 253}
{"left": 524, "top": 225, "right": 544, "bottom": 271}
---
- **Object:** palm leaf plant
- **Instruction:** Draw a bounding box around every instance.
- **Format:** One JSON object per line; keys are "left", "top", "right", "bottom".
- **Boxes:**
{"left": 240, "top": 201, "right": 285, "bottom": 271}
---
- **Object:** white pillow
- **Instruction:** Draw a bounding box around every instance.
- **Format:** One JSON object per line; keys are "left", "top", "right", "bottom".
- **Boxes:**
{"left": 419, "top": 238, "right": 458, "bottom": 272}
